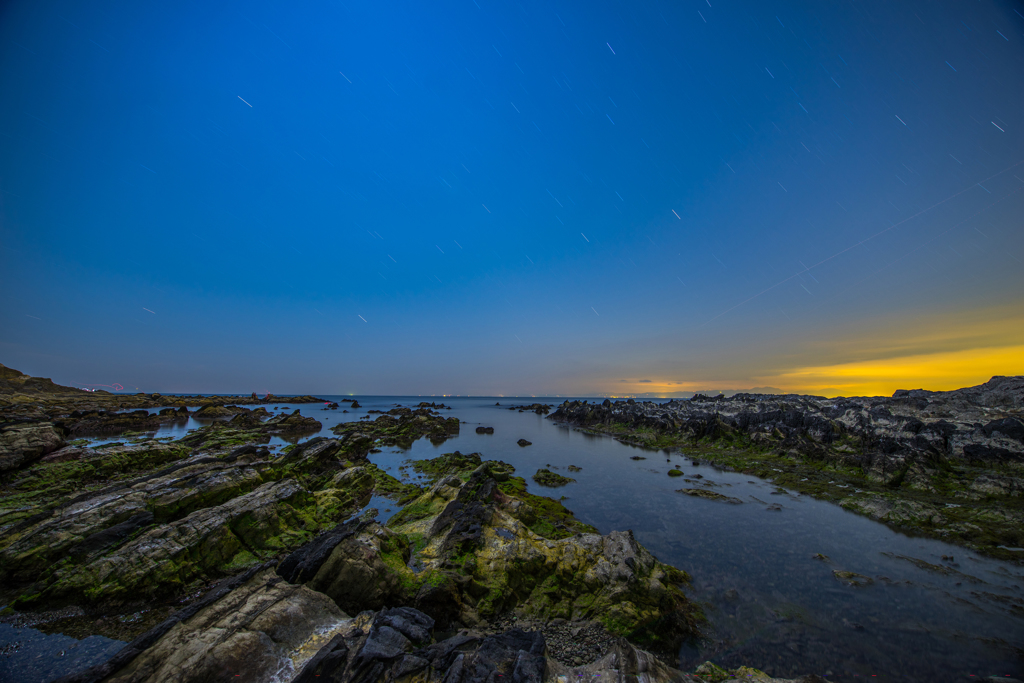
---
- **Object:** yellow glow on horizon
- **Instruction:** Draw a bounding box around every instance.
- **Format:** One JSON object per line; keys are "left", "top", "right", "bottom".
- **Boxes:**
{"left": 764, "top": 344, "right": 1024, "bottom": 397}
{"left": 592, "top": 303, "right": 1024, "bottom": 398}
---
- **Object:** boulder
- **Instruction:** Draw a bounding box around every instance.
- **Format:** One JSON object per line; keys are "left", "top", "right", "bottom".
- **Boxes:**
{"left": 0, "top": 422, "right": 64, "bottom": 471}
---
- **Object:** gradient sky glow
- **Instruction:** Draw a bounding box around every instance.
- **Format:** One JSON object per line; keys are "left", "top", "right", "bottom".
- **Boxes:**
{"left": 1, "top": 0, "right": 1022, "bottom": 397}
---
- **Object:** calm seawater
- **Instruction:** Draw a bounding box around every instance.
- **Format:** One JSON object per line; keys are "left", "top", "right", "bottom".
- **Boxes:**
{"left": 4, "top": 396, "right": 1022, "bottom": 682}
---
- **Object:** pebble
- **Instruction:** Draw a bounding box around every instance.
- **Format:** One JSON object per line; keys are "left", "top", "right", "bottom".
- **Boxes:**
{"left": 484, "top": 615, "right": 618, "bottom": 667}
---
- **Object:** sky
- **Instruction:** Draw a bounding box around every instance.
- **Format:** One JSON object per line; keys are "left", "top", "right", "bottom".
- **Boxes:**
{"left": 1, "top": 0, "right": 1022, "bottom": 398}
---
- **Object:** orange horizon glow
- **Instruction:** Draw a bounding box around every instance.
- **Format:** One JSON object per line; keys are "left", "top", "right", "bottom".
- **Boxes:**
{"left": 599, "top": 303, "right": 1024, "bottom": 398}
{"left": 760, "top": 343, "right": 1024, "bottom": 397}
{"left": 605, "top": 344, "right": 1023, "bottom": 398}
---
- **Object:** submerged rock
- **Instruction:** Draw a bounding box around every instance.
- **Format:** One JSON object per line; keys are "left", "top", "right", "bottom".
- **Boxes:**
{"left": 831, "top": 570, "right": 874, "bottom": 587}
{"left": 675, "top": 489, "right": 744, "bottom": 504}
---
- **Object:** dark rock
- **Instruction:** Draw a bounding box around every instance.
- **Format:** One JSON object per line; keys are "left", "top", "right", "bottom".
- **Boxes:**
{"left": 277, "top": 518, "right": 367, "bottom": 584}
{"left": 476, "top": 426, "right": 494, "bottom": 434}
{"left": 517, "top": 438, "right": 532, "bottom": 447}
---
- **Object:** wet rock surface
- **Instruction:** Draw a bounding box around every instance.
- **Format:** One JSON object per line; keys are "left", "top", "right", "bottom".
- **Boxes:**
{"left": 551, "top": 377, "right": 1024, "bottom": 560}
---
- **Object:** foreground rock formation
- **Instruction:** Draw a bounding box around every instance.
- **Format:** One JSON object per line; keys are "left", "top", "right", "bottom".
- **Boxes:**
{"left": 550, "top": 376, "right": 1024, "bottom": 560}
{"left": 53, "top": 568, "right": 822, "bottom": 683}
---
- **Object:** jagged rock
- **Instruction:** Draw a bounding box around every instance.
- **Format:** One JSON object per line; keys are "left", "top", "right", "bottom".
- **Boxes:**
{"left": 0, "top": 421, "right": 64, "bottom": 471}
{"left": 476, "top": 426, "right": 494, "bottom": 434}
{"left": 517, "top": 438, "right": 532, "bottom": 447}
{"left": 295, "top": 522, "right": 415, "bottom": 616}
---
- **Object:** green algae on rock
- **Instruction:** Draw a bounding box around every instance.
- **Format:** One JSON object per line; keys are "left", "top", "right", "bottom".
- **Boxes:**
{"left": 331, "top": 406, "right": 459, "bottom": 450}
{"left": 531, "top": 468, "right": 575, "bottom": 487}
{"left": 345, "top": 455, "right": 704, "bottom": 651}
{"left": 0, "top": 433, "right": 413, "bottom": 621}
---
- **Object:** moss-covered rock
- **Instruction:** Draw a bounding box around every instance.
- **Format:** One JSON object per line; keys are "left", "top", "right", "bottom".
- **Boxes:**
{"left": 357, "top": 459, "right": 704, "bottom": 650}
{"left": 676, "top": 488, "right": 744, "bottom": 504}
{"left": 331, "top": 407, "right": 459, "bottom": 452}
{"left": 532, "top": 468, "right": 575, "bottom": 487}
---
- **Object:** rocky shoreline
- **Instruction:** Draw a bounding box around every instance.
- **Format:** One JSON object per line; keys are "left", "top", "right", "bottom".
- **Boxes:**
{"left": 0, "top": 364, "right": 822, "bottom": 682}
{"left": 548, "top": 376, "right": 1024, "bottom": 563}
{"left": 0, "top": 362, "right": 326, "bottom": 417}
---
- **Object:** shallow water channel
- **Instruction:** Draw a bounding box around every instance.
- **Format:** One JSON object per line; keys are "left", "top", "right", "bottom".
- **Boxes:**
{"left": 4, "top": 396, "right": 1022, "bottom": 682}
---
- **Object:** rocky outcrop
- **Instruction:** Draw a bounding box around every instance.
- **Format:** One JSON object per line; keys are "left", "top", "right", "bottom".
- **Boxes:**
{"left": 265, "top": 409, "right": 322, "bottom": 434}
{"left": 551, "top": 378, "right": 1024, "bottom": 473}
{"left": 550, "top": 378, "right": 1024, "bottom": 560}
{"left": 0, "top": 421, "right": 64, "bottom": 471}
{"left": 192, "top": 405, "right": 245, "bottom": 418}
{"left": 373, "top": 457, "right": 700, "bottom": 651}
{"left": 226, "top": 406, "right": 272, "bottom": 429}
{"left": 532, "top": 469, "right": 574, "bottom": 487}
{"left": 61, "top": 410, "right": 162, "bottom": 437}
{"left": 332, "top": 408, "right": 459, "bottom": 449}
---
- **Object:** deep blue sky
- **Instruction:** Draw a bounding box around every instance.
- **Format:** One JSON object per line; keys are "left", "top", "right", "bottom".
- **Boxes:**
{"left": 1, "top": 0, "right": 1022, "bottom": 396}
